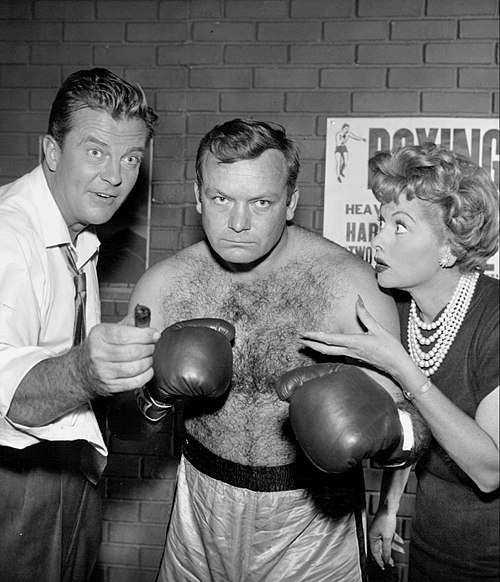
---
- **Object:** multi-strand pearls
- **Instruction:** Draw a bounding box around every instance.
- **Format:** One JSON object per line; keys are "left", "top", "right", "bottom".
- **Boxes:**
{"left": 408, "top": 272, "right": 479, "bottom": 377}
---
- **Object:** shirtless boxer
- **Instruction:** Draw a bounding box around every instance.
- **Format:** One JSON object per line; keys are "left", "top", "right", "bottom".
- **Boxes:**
{"left": 111, "top": 119, "right": 429, "bottom": 582}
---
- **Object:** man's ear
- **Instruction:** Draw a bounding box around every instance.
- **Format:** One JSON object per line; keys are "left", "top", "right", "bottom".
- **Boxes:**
{"left": 286, "top": 189, "right": 299, "bottom": 221}
{"left": 42, "top": 135, "right": 60, "bottom": 172}
{"left": 194, "top": 182, "right": 202, "bottom": 215}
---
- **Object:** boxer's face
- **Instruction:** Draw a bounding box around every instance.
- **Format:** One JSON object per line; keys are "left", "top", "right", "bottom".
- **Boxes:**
{"left": 195, "top": 149, "right": 298, "bottom": 268}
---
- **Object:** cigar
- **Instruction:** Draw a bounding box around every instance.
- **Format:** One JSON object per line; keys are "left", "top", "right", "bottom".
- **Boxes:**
{"left": 134, "top": 304, "right": 151, "bottom": 328}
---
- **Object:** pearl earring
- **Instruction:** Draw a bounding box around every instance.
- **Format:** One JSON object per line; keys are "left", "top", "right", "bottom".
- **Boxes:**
{"left": 439, "top": 249, "right": 451, "bottom": 268}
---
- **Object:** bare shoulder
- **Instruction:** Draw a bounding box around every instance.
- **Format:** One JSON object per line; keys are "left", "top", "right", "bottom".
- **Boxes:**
{"left": 129, "top": 242, "right": 206, "bottom": 329}
{"left": 290, "top": 226, "right": 398, "bottom": 335}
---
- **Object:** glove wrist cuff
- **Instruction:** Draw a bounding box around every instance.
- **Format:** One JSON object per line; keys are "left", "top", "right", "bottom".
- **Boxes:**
{"left": 135, "top": 386, "right": 174, "bottom": 422}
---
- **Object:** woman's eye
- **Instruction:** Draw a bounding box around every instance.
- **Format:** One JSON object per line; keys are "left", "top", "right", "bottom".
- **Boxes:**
{"left": 395, "top": 222, "right": 408, "bottom": 233}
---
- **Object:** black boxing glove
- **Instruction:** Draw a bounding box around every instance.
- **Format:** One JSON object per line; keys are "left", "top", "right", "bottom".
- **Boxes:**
{"left": 144, "top": 317, "right": 235, "bottom": 406}
{"left": 276, "top": 363, "right": 414, "bottom": 473}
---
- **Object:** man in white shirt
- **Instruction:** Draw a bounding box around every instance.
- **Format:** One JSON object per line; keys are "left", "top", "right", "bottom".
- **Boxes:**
{"left": 0, "top": 68, "right": 160, "bottom": 582}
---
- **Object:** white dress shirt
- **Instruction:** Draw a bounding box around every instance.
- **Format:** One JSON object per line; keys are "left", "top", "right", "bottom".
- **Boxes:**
{"left": 0, "top": 165, "right": 107, "bottom": 457}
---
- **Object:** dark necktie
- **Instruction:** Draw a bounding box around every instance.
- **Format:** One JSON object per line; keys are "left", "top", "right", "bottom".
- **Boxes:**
{"left": 61, "top": 244, "right": 106, "bottom": 484}
{"left": 62, "top": 245, "right": 87, "bottom": 346}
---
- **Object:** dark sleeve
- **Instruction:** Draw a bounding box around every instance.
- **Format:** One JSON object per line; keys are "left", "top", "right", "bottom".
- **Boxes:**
{"left": 473, "top": 280, "right": 499, "bottom": 403}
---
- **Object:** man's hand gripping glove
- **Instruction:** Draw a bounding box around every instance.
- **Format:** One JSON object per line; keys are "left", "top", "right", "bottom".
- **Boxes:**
{"left": 136, "top": 318, "right": 235, "bottom": 422}
{"left": 275, "top": 363, "right": 414, "bottom": 473}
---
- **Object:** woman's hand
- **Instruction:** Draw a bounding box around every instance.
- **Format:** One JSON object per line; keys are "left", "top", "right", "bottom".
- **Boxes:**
{"left": 369, "top": 508, "right": 404, "bottom": 570}
{"left": 300, "top": 296, "right": 409, "bottom": 379}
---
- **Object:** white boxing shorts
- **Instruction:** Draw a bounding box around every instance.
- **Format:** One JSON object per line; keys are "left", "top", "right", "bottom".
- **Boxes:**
{"left": 156, "top": 435, "right": 367, "bottom": 582}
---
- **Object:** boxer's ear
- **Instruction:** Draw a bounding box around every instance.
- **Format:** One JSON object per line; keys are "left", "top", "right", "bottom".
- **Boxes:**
{"left": 194, "top": 182, "right": 202, "bottom": 214}
{"left": 286, "top": 188, "right": 299, "bottom": 221}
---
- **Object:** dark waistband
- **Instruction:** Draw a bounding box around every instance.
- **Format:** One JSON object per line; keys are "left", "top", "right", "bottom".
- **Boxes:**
{"left": 0, "top": 441, "right": 84, "bottom": 473}
{"left": 182, "top": 433, "right": 361, "bottom": 493}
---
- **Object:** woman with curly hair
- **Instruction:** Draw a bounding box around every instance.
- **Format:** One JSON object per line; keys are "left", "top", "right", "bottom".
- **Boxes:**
{"left": 300, "top": 143, "right": 499, "bottom": 581}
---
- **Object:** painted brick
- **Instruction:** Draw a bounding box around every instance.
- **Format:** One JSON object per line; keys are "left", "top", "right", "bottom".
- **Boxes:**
{"left": 357, "top": 43, "right": 422, "bottom": 64}
{"left": 0, "top": 43, "right": 29, "bottom": 64}
{"left": 150, "top": 227, "right": 180, "bottom": 250}
{"left": 290, "top": 44, "right": 353, "bottom": 64}
{"left": 359, "top": 0, "right": 422, "bottom": 17}
{"left": 189, "top": 68, "right": 251, "bottom": 89}
{"left": 225, "top": 45, "right": 288, "bottom": 64}
{"left": 258, "top": 21, "right": 321, "bottom": 41}
{"left": 152, "top": 183, "right": 190, "bottom": 204}
{"left": 494, "top": 92, "right": 500, "bottom": 115}
{"left": 109, "top": 522, "right": 168, "bottom": 546}
{"left": 104, "top": 454, "right": 142, "bottom": 479}
{"left": 255, "top": 68, "right": 317, "bottom": 88}
{"left": 422, "top": 91, "right": 491, "bottom": 113}
{"left": 32, "top": 43, "right": 92, "bottom": 65}
{"left": 459, "top": 67, "right": 499, "bottom": 88}
{"left": 427, "top": 0, "right": 498, "bottom": 15}
{"left": 292, "top": 208, "right": 314, "bottom": 229}
{"left": 0, "top": 22, "right": 62, "bottom": 41}
{"left": 425, "top": 42, "right": 493, "bottom": 64}
{"left": 296, "top": 137, "right": 326, "bottom": 160}
{"left": 188, "top": 0, "right": 223, "bottom": 19}
{"left": 153, "top": 158, "right": 185, "bottom": 182}
{"left": 298, "top": 184, "right": 324, "bottom": 206}
{"left": 0, "top": 89, "right": 29, "bottom": 110}
{"left": 0, "top": 0, "right": 32, "bottom": 19}
{"left": 156, "top": 91, "right": 218, "bottom": 112}
{"left": 34, "top": 1, "right": 93, "bottom": 20}
{"left": 0, "top": 110, "right": 48, "bottom": 133}
{"left": 221, "top": 91, "right": 283, "bottom": 112}
{"left": 193, "top": 22, "right": 255, "bottom": 42}
{"left": 103, "top": 499, "right": 141, "bottom": 522}
{"left": 291, "top": 0, "right": 353, "bottom": 18}
{"left": 108, "top": 478, "right": 175, "bottom": 503}
{"left": 324, "top": 20, "right": 388, "bottom": 41}
{"left": 109, "top": 433, "right": 173, "bottom": 457}
{"left": 152, "top": 136, "right": 185, "bottom": 157}
{"left": 286, "top": 91, "right": 349, "bottom": 113}
{"left": 460, "top": 19, "right": 500, "bottom": 38}
{"left": 0, "top": 65, "right": 60, "bottom": 88}
{"left": 352, "top": 91, "right": 419, "bottom": 113}
{"left": 97, "top": 1, "right": 158, "bottom": 20}
{"left": 139, "top": 546, "right": 164, "bottom": 569}
{"left": 0, "top": 133, "right": 27, "bottom": 155}
{"left": 179, "top": 227, "right": 205, "bottom": 247}
{"left": 389, "top": 67, "right": 456, "bottom": 88}
{"left": 64, "top": 23, "right": 125, "bottom": 42}
{"left": 140, "top": 501, "right": 172, "bottom": 524}
{"left": 391, "top": 19, "right": 457, "bottom": 40}
{"left": 98, "top": 542, "right": 140, "bottom": 566}
{"left": 151, "top": 205, "right": 183, "bottom": 227}
{"left": 158, "top": 44, "right": 221, "bottom": 65}
{"left": 107, "top": 566, "right": 157, "bottom": 582}
{"left": 127, "top": 22, "right": 187, "bottom": 42}
{"left": 152, "top": 113, "right": 186, "bottom": 135}
{"left": 94, "top": 46, "right": 156, "bottom": 66}
{"left": 226, "top": 0, "right": 288, "bottom": 18}
{"left": 142, "top": 457, "right": 179, "bottom": 480}
{"left": 184, "top": 206, "right": 202, "bottom": 227}
{"left": 124, "top": 69, "right": 187, "bottom": 89}
{"left": 158, "top": 1, "right": 190, "bottom": 20}
{"left": 321, "top": 68, "right": 386, "bottom": 89}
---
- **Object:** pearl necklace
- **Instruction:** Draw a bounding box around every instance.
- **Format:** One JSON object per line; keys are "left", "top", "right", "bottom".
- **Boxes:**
{"left": 407, "top": 272, "right": 479, "bottom": 376}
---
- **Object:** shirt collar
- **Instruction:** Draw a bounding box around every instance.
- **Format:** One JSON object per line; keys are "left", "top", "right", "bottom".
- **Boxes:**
{"left": 30, "top": 165, "right": 100, "bottom": 268}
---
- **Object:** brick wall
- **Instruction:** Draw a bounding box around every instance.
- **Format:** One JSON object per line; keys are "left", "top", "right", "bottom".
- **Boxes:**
{"left": 0, "top": 1, "right": 498, "bottom": 581}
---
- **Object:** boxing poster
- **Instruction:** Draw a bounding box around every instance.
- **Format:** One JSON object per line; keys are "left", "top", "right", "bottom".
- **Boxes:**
{"left": 323, "top": 118, "right": 499, "bottom": 278}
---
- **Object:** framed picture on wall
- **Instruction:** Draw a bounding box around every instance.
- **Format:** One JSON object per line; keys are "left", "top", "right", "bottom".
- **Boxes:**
{"left": 323, "top": 118, "right": 499, "bottom": 278}
{"left": 38, "top": 137, "right": 154, "bottom": 289}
